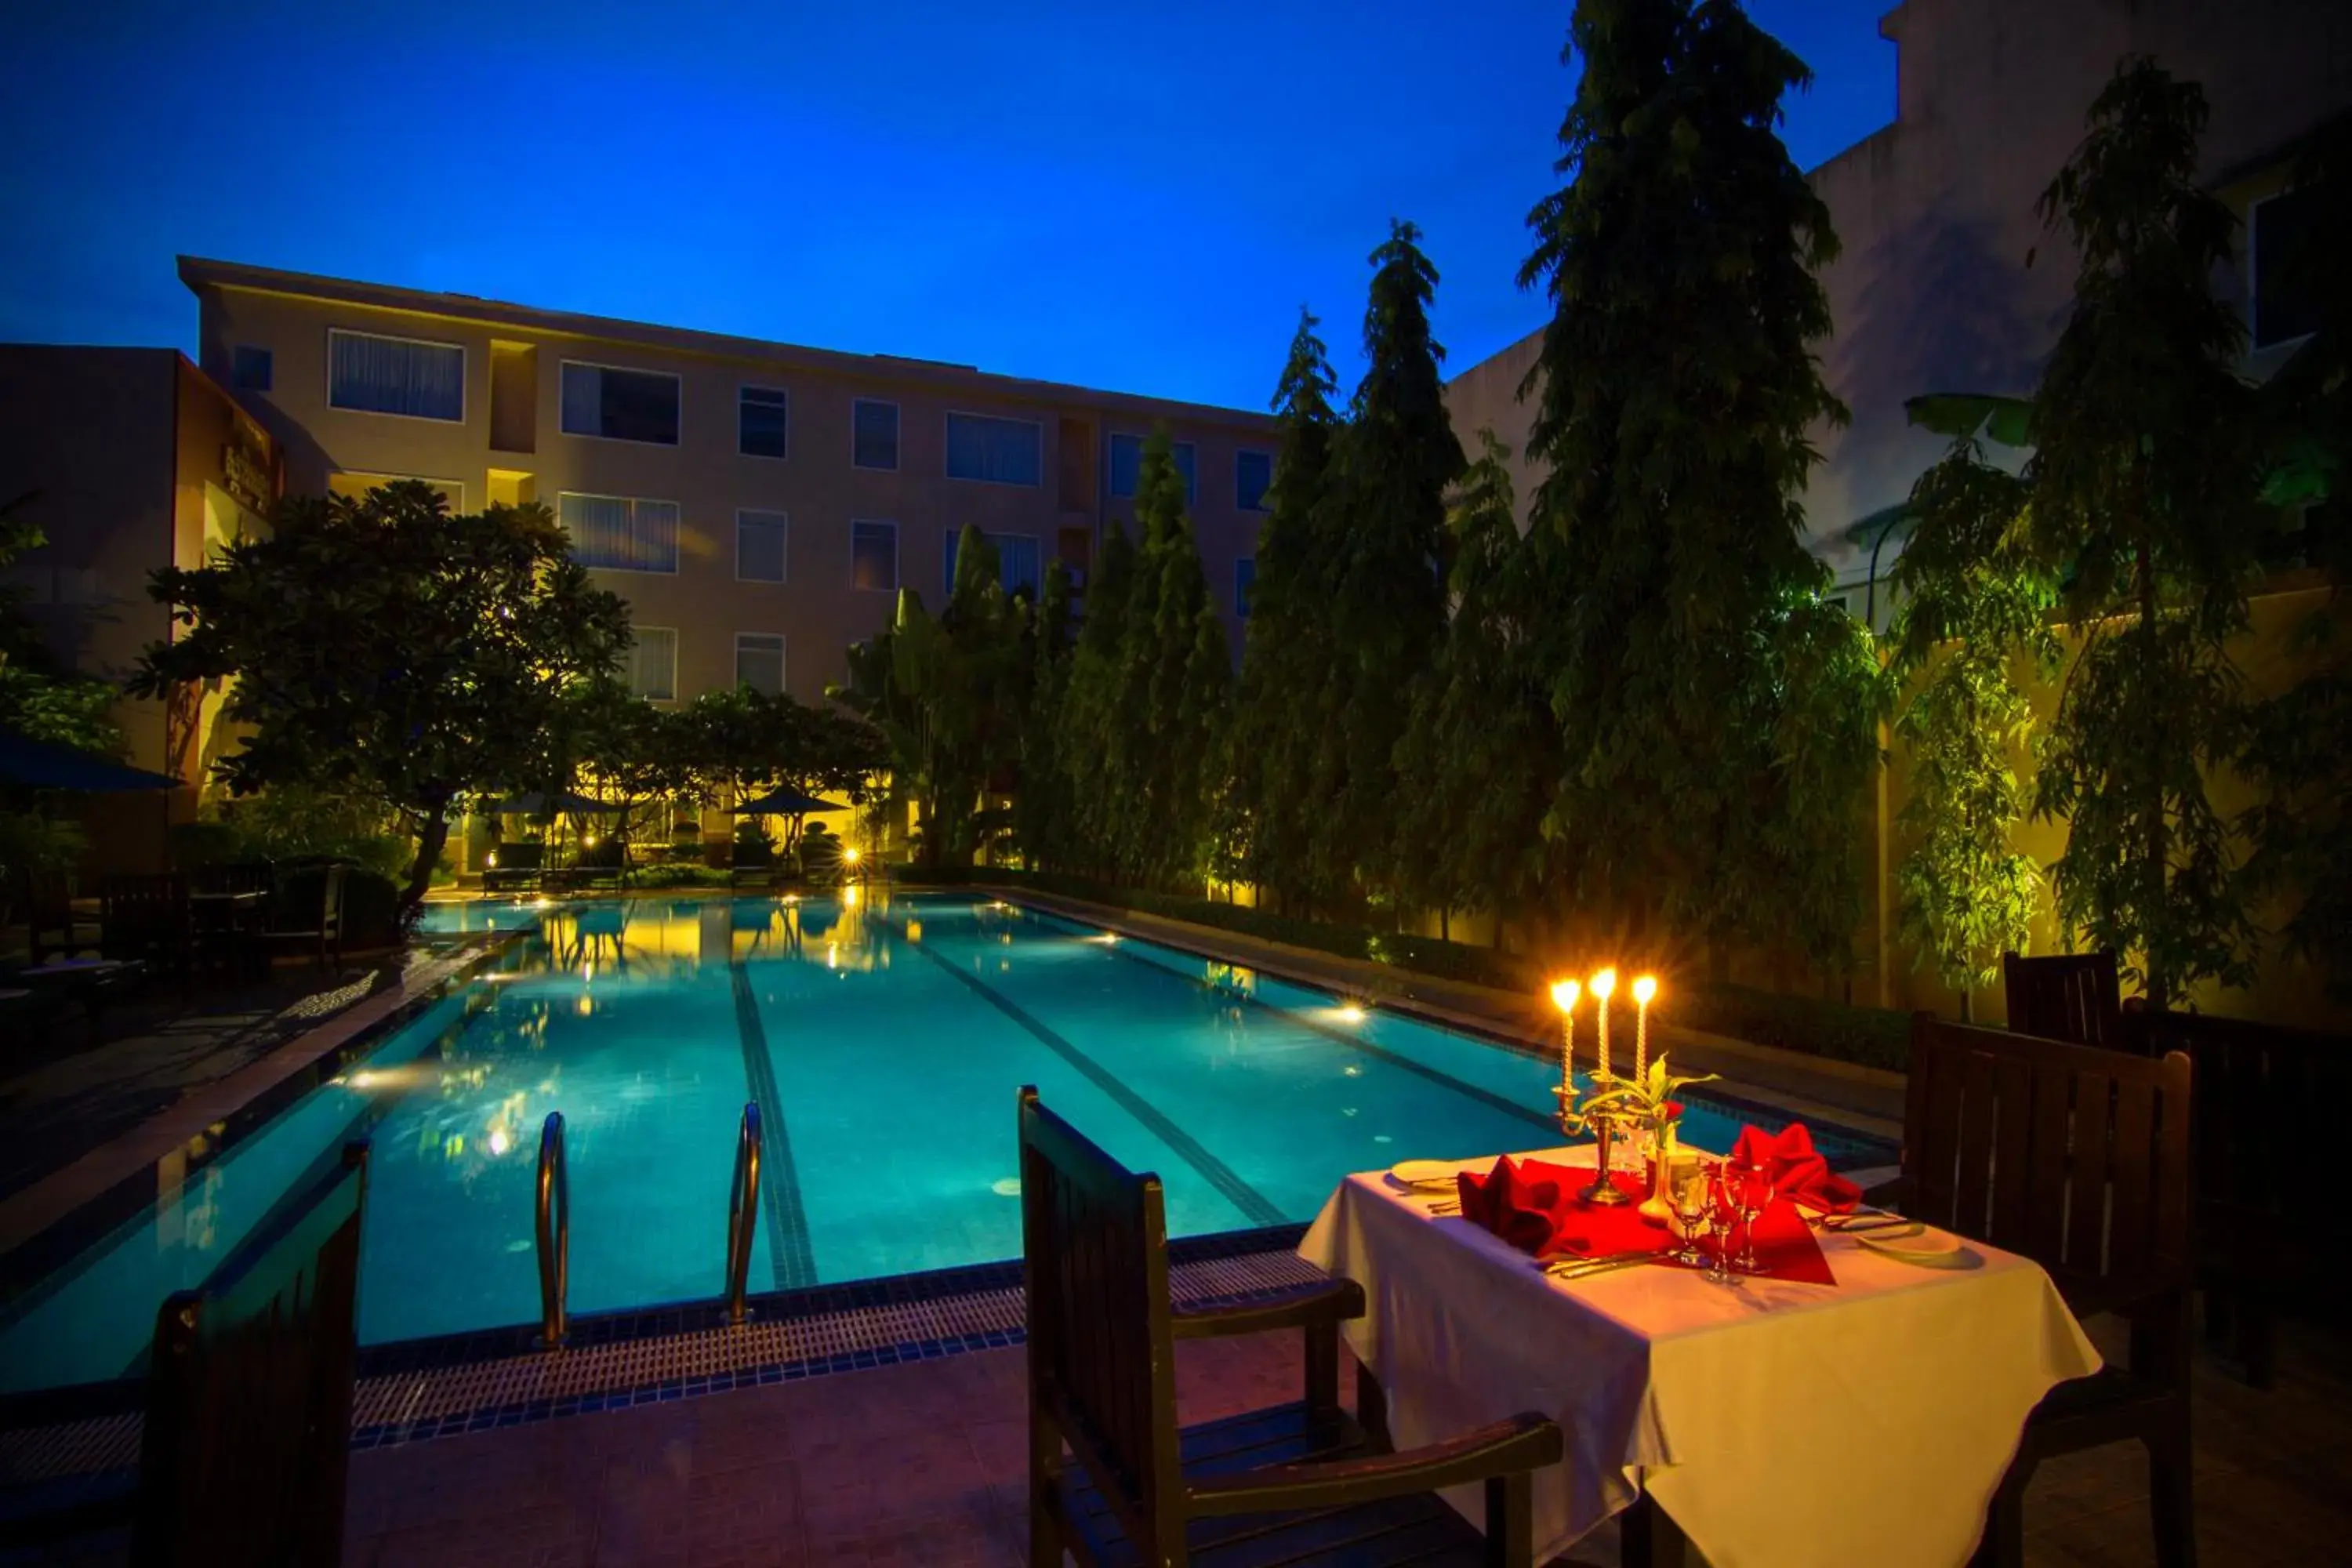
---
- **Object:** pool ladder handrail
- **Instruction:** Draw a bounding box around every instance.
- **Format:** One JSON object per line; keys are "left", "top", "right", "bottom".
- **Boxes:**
{"left": 535, "top": 1111, "right": 568, "bottom": 1346}
{"left": 724, "top": 1102, "right": 762, "bottom": 1325}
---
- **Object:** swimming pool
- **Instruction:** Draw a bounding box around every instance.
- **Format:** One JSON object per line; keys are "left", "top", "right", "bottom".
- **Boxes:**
{"left": 0, "top": 892, "right": 1886, "bottom": 1393}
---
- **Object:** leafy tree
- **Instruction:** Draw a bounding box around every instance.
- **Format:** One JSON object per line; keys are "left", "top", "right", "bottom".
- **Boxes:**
{"left": 2026, "top": 59, "right": 2264, "bottom": 1006}
{"left": 1886, "top": 439, "right": 2062, "bottom": 1013}
{"left": 1323, "top": 222, "right": 1463, "bottom": 911}
{"left": 1230, "top": 308, "right": 1345, "bottom": 908}
{"left": 1518, "top": 0, "right": 1883, "bottom": 968}
{"left": 1011, "top": 559, "right": 1076, "bottom": 868}
{"left": 1389, "top": 433, "right": 1560, "bottom": 939}
{"left": 131, "top": 482, "right": 630, "bottom": 912}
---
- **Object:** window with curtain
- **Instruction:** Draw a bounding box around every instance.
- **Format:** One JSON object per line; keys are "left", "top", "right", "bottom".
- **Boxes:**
{"left": 630, "top": 628, "right": 678, "bottom": 701}
{"left": 737, "top": 510, "right": 788, "bottom": 583}
{"left": 1235, "top": 557, "right": 1257, "bottom": 619}
{"left": 1236, "top": 450, "right": 1273, "bottom": 511}
{"left": 854, "top": 400, "right": 900, "bottom": 470}
{"left": 735, "top": 633, "right": 786, "bottom": 696}
{"left": 558, "top": 492, "right": 681, "bottom": 572}
{"left": 943, "top": 530, "right": 1043, "bottom": 599}
{"left": 561, "top": 362, "right": 680, "bottom": 444}
{"left": 851, "top": 520, "right": 898, "bottom": 590}
{"left": 1109, "top": 433, "right": 1196, "bottom": 503}
{"left": 739, "top": 386, "right": 789, "bottom": 458}
{"left": 945, "top": 413, "right": 1040, "bottom": 485}
{"left": 328, "top": 330, "right": 463, "bottom": 421}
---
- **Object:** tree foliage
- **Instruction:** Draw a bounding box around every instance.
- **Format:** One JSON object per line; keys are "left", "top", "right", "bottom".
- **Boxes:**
{"left": 131, "top": 482, "right": 631, "bottom": 910}
{"left": 1887, "top": 441, "right": 2060, "bottom": 1004}
{"left": 2026, "top": 59, "right": 2264, "bottom": 1005}
{"left": 1518, "top": 0, "right": 1883, "bottom": 967}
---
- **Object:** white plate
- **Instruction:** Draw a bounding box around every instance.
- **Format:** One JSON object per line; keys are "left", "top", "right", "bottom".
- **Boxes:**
{"left": 1387, "top": 1160, "right": 1461, "bottom": 1191}
{"left": 1853, "top": 1224, "right": 1965, "bottom": 1264}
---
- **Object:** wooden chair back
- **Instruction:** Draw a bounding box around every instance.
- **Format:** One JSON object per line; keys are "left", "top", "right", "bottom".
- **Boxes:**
{"left": 1905, "top": 1016, "right": 2192, "bottom": 1315}
{"left": 1019, "top": 1086, "right": 1184, "bottom": 1566}
{"left": 193, "top": 862, "right": 274, "bottom": 897}
{"left": 102, "top": 874, "right": 191, "bottom": 960}
{"left": 2002, "top": 949, "right": 2127, "bottom": 1051}
{"left": 133, "top": 1141, "right": 368, "bottom": 1567}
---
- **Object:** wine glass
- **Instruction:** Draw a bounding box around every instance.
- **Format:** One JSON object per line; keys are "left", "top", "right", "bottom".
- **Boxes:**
{"left": 1665, "top": 1156, "right": 1712, "bottom": 1267}
{"left": 1725, "top": 1157, "right": 1771, "bottom": 1273}
{"left": 1701, "top": 1162, "right": 1739, "bottom": 1284}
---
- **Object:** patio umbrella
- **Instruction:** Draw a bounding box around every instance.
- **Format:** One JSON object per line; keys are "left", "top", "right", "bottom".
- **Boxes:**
{"left": 0, "top": 729, "right": 180, "bottom": 791}
{"left": 488, "top": 789, "right": 622, "bottom": 815}
{"left": 735, "top": 785, "right": 848, "bottom": 817}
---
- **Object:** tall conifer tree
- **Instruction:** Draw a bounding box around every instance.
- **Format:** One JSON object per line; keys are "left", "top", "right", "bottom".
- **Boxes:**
{"left": 1519, "top": 0, "right": 1882, "bottom": 964}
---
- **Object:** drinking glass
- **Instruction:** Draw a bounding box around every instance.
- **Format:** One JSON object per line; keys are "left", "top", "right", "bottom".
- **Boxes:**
{"left": 1726, "top": 1158, "right": 1770, "bottom": 1273}
{"left": 1665, "top": 1156, "right": 1712, "bottom": 1267}
{"left": 1701, "top": 1163, "right": 1738, "bottom": 1284}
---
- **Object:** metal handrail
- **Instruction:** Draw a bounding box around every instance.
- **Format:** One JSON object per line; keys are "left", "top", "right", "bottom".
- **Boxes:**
{"left": 535, "top": 1111, "right": 569, "bottom": 1346}
{"left": 724, "top": 1102, "right": 763, "bottom": 1325}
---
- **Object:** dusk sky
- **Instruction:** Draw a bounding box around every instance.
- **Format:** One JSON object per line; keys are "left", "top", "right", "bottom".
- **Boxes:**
{"left": 2, "top": 1, "right": 1896, "bottom": 411}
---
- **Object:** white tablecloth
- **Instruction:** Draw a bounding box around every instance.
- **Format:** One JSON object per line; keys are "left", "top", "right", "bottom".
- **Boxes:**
{"left": 1298, "top": 1145, "right": 2101, "bottom": 1568}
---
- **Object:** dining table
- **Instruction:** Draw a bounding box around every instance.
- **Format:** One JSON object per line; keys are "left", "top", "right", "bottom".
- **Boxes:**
{"left": 1298, "top": 1142, "right": 2102, "bottom": 1568}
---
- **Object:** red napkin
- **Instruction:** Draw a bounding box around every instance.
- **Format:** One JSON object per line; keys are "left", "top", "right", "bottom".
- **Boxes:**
{"left": 1456, "top": 1156, "right": 1670, "bottom": 1261}
{"left": 1730, "top": 1123, "right": 1861, "bottom": 1217}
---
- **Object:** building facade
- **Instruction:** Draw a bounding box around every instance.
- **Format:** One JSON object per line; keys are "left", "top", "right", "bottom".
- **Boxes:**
{"left": 180, "top": 258, "right": 1281, "bottom": 706}
{"left": 1441, "top": 0, "right": 2350, "bottom": 616}
{"left": 0, "top": 346, "right": 281, "bottom": 870}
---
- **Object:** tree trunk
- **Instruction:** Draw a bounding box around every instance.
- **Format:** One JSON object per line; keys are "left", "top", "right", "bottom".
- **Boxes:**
{"left": 403, "top": 808, "right": 452, "bottom": 914}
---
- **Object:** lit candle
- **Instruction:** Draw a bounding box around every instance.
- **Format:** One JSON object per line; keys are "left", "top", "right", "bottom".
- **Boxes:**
{"left": 1633, "top": 975, "right": 1657, "bottom": 1081}
{"left": 1591, "top": 968, "right": 1617, "bottom": 1080}
{"left": 1549, "top": 978, "right": 1581, "bottom": 1102}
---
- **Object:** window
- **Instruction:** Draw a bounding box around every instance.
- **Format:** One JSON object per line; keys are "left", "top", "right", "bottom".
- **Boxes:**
{"left": 739, "top": 385, "right": 789, "bottom": 459}
{"left": 735, "top": 633, "right": 786, "bottom": 696}
{"left": 561, "top": 361, "right": 680, "bottom": 445}
{"left": 630, "top": 628, "right": 678, "bottom": 701}
{"left": 328, "top": 329, "right": 463, "bottom": 421}
{"left": 1235, "top": 557, "right": 1257, "bottom": 619}
{"left": 1109, "top": 433, "right": 1197, "bottom": 503}
{"left": 945, "top": 412, "right": 1041, "bottom": 485}
{"left": 854, "top": 399, "right": 900, "bottom": 470}
{"left": 2253, "top": 186, "right": 2323, "bottom": 349}
{"left": 557, "top": 492, "right": 681, "bottom": 573}
{"left": 231, "top": 345, "right": 273, "bottom": 392}
{"left": 945, "top": 530, "right": 1041, "bottom": 598}
{"left": 851, "top": 520, "right": 898, "bottom": 590}
{"left": 1236, "top": 450, "right": 1273, "bottom": 512}
{"left": 736, "top": 510, "right": 788, "bottom": 583}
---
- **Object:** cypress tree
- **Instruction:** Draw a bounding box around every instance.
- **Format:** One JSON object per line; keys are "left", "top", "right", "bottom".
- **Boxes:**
{"left": 1518, "top": 0, "right": 1882, "bottom": 966}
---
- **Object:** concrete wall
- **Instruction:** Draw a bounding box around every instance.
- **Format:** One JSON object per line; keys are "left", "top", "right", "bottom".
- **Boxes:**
{"left": 187, "top": 262, "right": 1281, "bottom": 706}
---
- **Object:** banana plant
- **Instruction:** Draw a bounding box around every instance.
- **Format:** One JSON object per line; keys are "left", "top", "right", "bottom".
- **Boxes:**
{"left": 1573, "top": 1054, "right": 1719, "bottom": 1131}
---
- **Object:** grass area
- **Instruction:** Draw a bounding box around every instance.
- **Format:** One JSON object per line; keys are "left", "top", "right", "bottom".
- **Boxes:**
{"left": 907, "top": 865, "right": 1913, "bottom": 1074}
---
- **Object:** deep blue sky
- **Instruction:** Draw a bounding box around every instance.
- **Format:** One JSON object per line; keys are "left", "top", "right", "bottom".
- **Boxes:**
{"left": 1, "top": 1, "right": 1896, "bottom": 411}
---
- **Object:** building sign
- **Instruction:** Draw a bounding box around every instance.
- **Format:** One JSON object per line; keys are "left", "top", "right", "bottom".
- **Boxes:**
{"left": 221, "top": 441, "right": 272, "bottom": 514}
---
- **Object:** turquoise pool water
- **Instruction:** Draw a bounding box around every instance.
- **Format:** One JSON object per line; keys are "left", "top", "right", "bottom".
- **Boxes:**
{"left": 0, "top": 893, "right": 1881, "bottom": 1392}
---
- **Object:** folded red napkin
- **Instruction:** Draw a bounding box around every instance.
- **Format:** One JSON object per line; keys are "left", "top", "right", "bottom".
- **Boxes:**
{"left": 1456, "top": 1156, "right": 1668, "bottom": 1261}
{"left": 1730, "top": 1123, "right": 1861, "bottom": 1216}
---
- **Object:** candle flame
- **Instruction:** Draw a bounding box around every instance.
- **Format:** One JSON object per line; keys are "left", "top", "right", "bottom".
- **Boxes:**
{"left": 1590, "top": 967, "right": 1617, "bottom": 1000}
{"left": 1633, "top": 975, "right": 1657, "bottom": 1004}
{"left": 1549, "top": 978, "right": 1581, "bottom": 1014}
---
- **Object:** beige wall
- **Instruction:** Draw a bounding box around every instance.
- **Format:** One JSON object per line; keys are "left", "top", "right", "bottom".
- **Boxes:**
{"left": 1443, "top": 0, "right": 2352, "bottom": 587}
{"left": 190, "top": 269, "right": 1281, "bottom": 705}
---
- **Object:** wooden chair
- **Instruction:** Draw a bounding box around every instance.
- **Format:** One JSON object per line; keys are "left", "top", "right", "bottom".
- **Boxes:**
{"left": 1900, "top": 1018, "right": 2194, "bottom": 1568}
{"left": 2129, "top": 1009, "right": 2348, "bottom": 1390}
{"left": 2002, "top": 950, "right": 2128, "bottom": 1051}
{"left": 24, "top": 870, "right": 102, "bottom": 966}
{"left": 268, "top": 863, "right": 348, "bottom": 968}
{"left": 1019, "top": 1087, "right": 1562, "bottom": 1568}
{"left": 0, "top": 1142, "right": 369, "bottom": 1560}
{"left": 192, "top": 862, "right": 275, "bottom": 975}
{"left": 101, "top": 874, "right": 194, "bottom": 974}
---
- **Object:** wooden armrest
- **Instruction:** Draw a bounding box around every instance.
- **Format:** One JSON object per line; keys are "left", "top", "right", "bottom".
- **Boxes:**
{"left": 1170, "top": 1277, "right": 1364, "bottom": 1341}
{"left": 1186, "top": 1412, "right": 1561, "bottom": 1516}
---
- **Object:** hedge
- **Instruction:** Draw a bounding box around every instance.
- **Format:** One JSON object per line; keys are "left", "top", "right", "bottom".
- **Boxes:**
{"left": 904, "top": 865, "right": 1913, "bottom": 1073}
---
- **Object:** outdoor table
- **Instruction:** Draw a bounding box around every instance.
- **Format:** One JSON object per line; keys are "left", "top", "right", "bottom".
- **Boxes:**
{"left": 1298, "top": 1144, "right": 2101, "bottom": 1568}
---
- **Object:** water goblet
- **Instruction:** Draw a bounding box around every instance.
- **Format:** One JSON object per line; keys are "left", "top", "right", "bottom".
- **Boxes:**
{"left": 1726, "top": 1158, "right": 1771, "bottom": 1273}
{"left": 1700, "top": 1163, "right": 1739, "bottom": 1284}
{"left": 1665, "top": 1156, "right": 1712, "bottom": 1267}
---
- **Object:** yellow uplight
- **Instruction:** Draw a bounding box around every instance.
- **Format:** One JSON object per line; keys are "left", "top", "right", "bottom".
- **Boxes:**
{"left": 488, "top": 1127, "right": 510, "bottom": 1156}
{"left": 843, "top": 847, "right": 863, "bottom": 866}
{"left": 1334, "top": 1004, "right": 1367, "bottom": 1024}
{"left": 1633, "top": 975, "right": 1657, "bottom": 1005}
{"left": 485, "top": 851, "right": 499, "bottom": 868}
{"left": 1590, "top": 967, "right": 1617, "bottom": 1000}
{"left": 1549, "top": 978, "right": 1581, "bottom": 1014}
{"left": 584, "top": 833, "right": 598, "bottom": 848}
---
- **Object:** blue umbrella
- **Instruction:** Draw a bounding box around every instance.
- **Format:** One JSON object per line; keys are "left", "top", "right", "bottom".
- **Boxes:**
{"left": 0, "top": 730, "right": 179, "bottom": 791}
